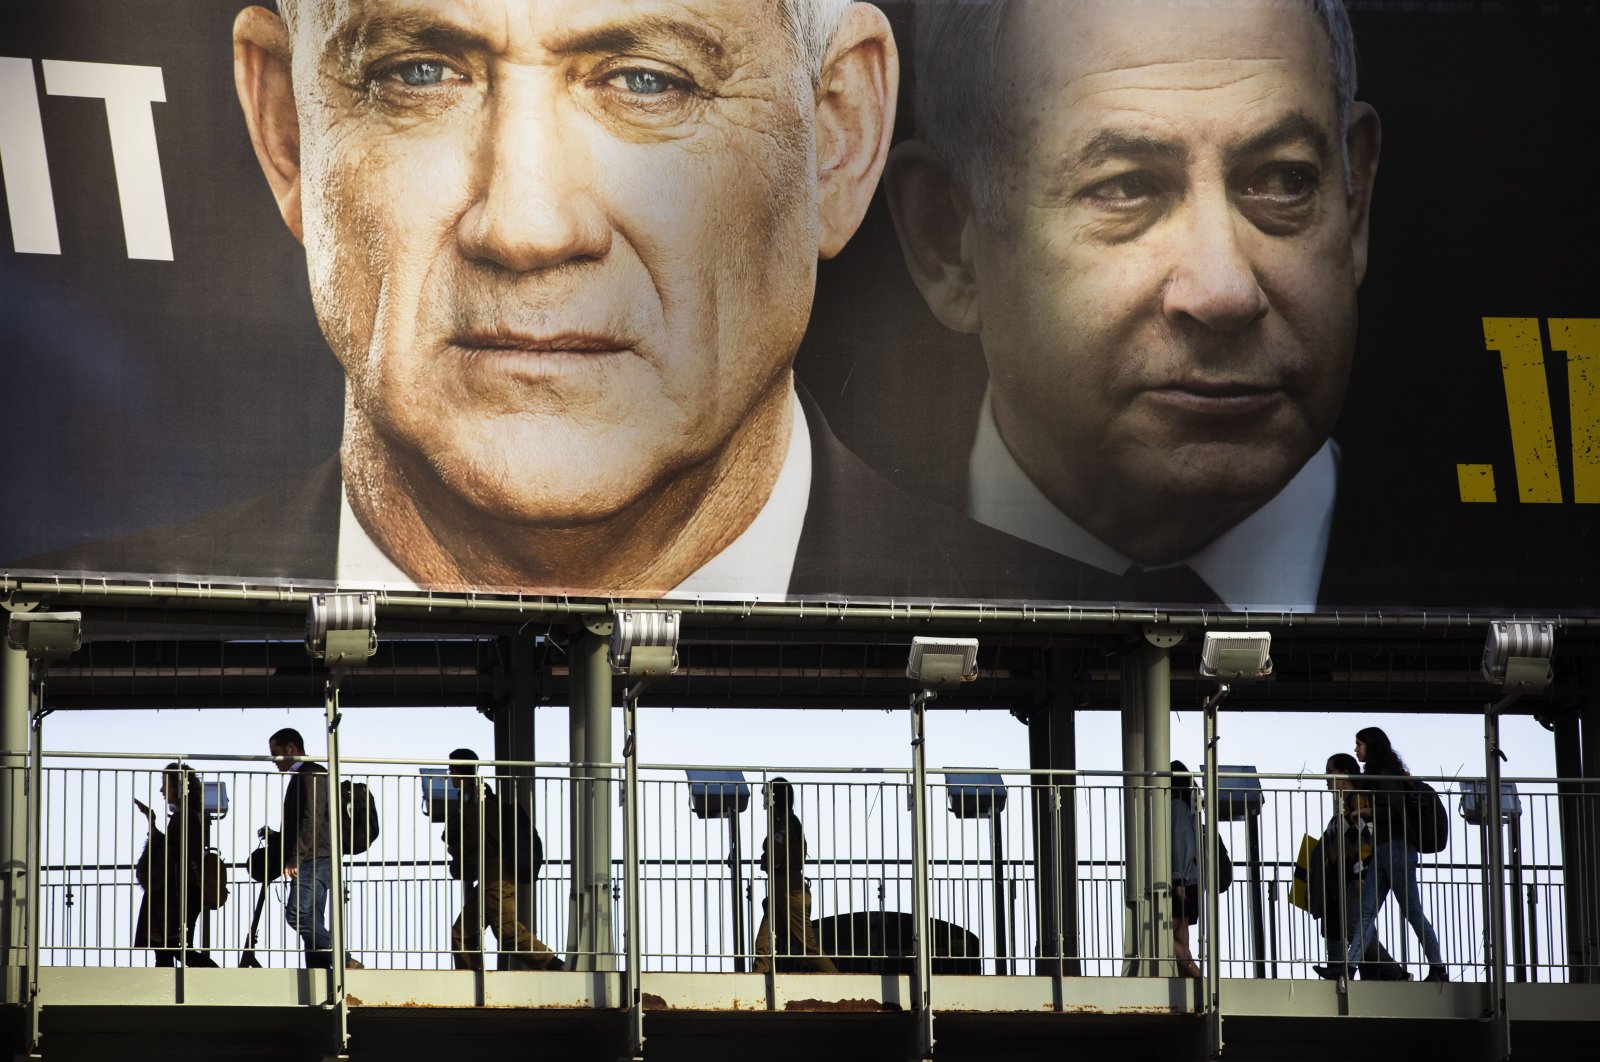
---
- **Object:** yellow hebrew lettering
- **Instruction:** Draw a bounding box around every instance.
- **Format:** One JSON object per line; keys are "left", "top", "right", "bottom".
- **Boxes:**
{"left": 1482, "top": 317, "right": 1562, "bottom": 503}
{"left": 1547, "top": 318, "right": 1599, "bottom": 504}
{"left": 1456, "top": 464, "right": 1497, "bottom": 503}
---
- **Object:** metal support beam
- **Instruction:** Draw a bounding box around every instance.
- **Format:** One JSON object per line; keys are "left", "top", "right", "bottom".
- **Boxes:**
{"left": 1203, "top": 686, "right": 1228, "bottom": 1060}
{"left": 621, "top": 684, "right": 644, "bottom": 1062}
{"left": 494, "top": 635, "right": 541, "bottom": 960}
{"left": 567, "top": 626, "right": 615, "bottom": 972}
{"left": 1484, "top": 698, "right": 1511, "bottom": 1061}
{"left": 1, "top": 645, "right": 28, "bottom": 980}
{"left": 24, "top": 664, "right": 45, "bottom": 1057}
{"left": 1027, "top": 649, "right": 1080, "bottom": 977}
{"left": 1122, "top": 638, "right": 1174, "bottom": 976}
{"left": 1555, "top": 707, "right": 1595, "bottom": 982}
{"left": 909, "top": 692, "right": 935, "bottom": 1061}
{"left": 323, "top": 679, "right": 350, "bottom": 1054}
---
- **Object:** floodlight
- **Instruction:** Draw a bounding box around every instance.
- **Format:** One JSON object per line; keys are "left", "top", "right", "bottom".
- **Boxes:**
{"left": 5, "top": 611, "right": 82, "bottom": 661}
{"left": 907, "top": 636, "right": 979, "bottom": 686}
{"left": 1461, "top": 779, "right": 1522, "bottom": 825}
{"left": 1198, "top": 631, "right": 1272, "bottom": 681}
{"left": 419, "top": 767, "right": 459, "bottom": 823}
{"left": 304, "top": 593, "right": 377, "bottom": 666}
{"left": 686, "top": 769, "right": 750, "bottom": 820}
{"left": 202, "top": 780, "right": 229, "bottom": 820}
{"left": 1481, "top": 620, "right": 1554, "bottom": 691}
{"left": 945, "top": 772, "right": 1007, "bottom": 818}
{"left": 1213, "top": 766, "right": 1263, "bottom": 822}
{"left": 610, "top": 609, "right": 681, "bottom": 676}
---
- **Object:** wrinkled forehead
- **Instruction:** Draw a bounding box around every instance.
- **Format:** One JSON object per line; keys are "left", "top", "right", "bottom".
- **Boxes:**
{"left": 286, "top": 0, "right": 793, "bottom": 52}
{"left": 1001, "top": 0, "right": 1335, "bottom": 113}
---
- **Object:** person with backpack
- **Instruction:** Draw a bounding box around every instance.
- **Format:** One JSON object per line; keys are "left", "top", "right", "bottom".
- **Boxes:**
{"left": 1348, "top": 727, "right": 1447, "bottom": 982}
{"left": 132, "top": 762, "right": 220, "bottom": 968}
{"left": 752, "top": 777, "right": 836, "bottom": 974}
{"left": 1310, "top": 754, "right": 1406, "bottom": 981}
{"left": 442, "top": 749, "right": 556, "bottom": 971}
{"left": 269, "top": 727, "right": 361, "bottom": 971}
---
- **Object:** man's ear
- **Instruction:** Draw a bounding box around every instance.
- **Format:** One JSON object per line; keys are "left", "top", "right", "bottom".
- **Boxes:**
{"left": 883, "top": 140, "right": 982, "bottom": 334}
{"left": 1344, "top": 101, "right": 1381, "bottom": 286}
{"left": 234, "top": 5, "right": 303, "bottom": 243}
{"left": 815, "top": 4, "right": 897, "bottom": 259}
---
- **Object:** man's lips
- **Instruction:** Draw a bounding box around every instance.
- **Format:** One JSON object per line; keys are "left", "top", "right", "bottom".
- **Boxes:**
{"left": 1142, "top": 381, "right": 1282, "bottom": 414}
{"left": 452, "top": 330, "right": 632, "bottom": 356}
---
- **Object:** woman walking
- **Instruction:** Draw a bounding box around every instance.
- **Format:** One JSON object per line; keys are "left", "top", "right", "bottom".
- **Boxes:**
{"left": 133, "top": 763, "right": 218, "bottom": 967}
{"left": 1347, "top": 728, "right": 1446, "bottom": 982}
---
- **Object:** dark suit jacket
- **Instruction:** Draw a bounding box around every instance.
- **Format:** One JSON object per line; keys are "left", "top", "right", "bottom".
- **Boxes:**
{"left": 17, "top": 393, "right": 1132, "bottom": 604}
{"left": 280, "top": 761, "right": 332, "bottom": 869}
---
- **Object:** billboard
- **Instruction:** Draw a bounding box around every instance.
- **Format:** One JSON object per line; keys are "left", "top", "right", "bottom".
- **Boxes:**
{"left": 2, "top": 0, "right": 1596, "bottom": 612}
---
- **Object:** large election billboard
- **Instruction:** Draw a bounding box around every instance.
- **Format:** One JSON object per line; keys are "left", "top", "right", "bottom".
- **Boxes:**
{"left": 2, "top": 0, "right": 1596, "bottom": 612}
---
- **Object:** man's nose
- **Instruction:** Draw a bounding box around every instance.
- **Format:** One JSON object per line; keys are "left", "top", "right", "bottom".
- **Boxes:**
{"left": 457, "top": 87, "right": 611, "bottom": 271}
{"left": 1161, "top": 193, "right": 1269, "bottom": 332}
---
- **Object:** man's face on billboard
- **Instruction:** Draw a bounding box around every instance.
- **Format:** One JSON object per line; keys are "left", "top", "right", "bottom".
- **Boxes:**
{"left": 233, "top": 0, "right": 888, "bottom": 575}
{"left": 903, "top": 0, "right": 1379, "bottom": 564}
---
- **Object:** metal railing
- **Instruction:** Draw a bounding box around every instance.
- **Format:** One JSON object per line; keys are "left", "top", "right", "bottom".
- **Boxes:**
{"left": 8, "top": 756, "right": 1600, "bottom": 991}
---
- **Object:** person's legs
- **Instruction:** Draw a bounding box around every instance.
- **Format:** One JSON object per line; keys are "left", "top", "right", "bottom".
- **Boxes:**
{"left": 452, "top": 881, "right": 485, "bottom": 970}
{"left": 1392, "top": 842, "right": 1445, "bottom": 974}
{"left": 1173, "top": 884, "right": 1202, "bottom": 978}
{"left": 788, "top": 885, "right": 836, "bottom": 974}
{"left": 182, "top": 906, "right": 218, "bottom": 967}
{"left": 286, "top": 858, "right": 334, "bottom": 967}
{"left": 751, "top": 900, "right": 773, "bottom": 974}
{"left": 487, "top": 878, "right": 555, "bottom": 969}
{"left": 1346, "top": 844, "right": 1396, "bottom": 967}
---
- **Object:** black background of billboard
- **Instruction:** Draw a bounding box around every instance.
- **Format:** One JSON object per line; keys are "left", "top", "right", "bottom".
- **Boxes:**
{"left": 2, "top": 1, "right": 1596, "bottom": 609}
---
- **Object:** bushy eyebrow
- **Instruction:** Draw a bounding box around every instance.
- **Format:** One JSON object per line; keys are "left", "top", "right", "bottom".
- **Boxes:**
{"left": 1073, "top": 130, "right": 1189, "bottom": 171}
{"left": 1225, "top": 111, "right": 1334, "bottom": 167}
{"left": 324, "top": 9, "right": 731, "bottom": 77}
{"left": 1067, "top": 112, "right": 1334, "bottom": 174}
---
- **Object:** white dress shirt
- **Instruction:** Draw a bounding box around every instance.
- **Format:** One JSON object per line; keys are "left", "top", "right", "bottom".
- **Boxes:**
{"left": 337, "top": 386, "right": 812, "bottom": 599}
{"left": 967, "top": 392, "right": 1338, "bottom": 611}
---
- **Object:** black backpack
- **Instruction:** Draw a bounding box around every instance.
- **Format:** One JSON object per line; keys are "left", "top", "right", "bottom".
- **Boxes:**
{"left": 498, "top": 792, "right": 544, "bottom": 883}
{"left": 1405, "top": 780, "right": 1450, "bottom": 854}
{"left": 342, "top": 780, "right": 380, "bottom": 855}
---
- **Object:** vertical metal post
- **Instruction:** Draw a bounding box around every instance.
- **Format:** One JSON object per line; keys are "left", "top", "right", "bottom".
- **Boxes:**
{"left": 1485, "top": 705, "right": 1511, "bottom": 1062}
{"left": 909, "top": 693, "right": 935, "bottom": 1061}
{"left": 728, "top": 814, "right": 746, "bottom": 973}
{"left": 1554, "top": 710, "right": 1595, "bottom": 982}
{"left": 25, "top": 664, "right": 45, "bottom": 1056}
{"left": 1120, "top": 654, "right": 1148, "bottom": 976}
{"left": 989, "top": 805, "right": 1008, "bottom": 976}
{"left": 1245, "top": 808, "right": 1267, "bottom": 980}
{"left": 1, "top": 644, "right": 29, "bottom": 980}
{"left": 1142, "top": 642, "right": 1174, "bottom": 978}
{"left": 622, "top": 686, "right": 644, "bottom": 1060}
{"left": 1203, "top": 687, "right": 1227, "bottom": 1060}
{"left": 568, "top": 625, "right": 615, "bottom": 973}
{"left": 497, "top": 634, "right": 541, "bottom": 953}
{"left": 1028, "top": 649, "right": 1080, "bottom": 977}
{"left": 1508, "top": 824, "right": 1527, "bottom": 983}
{"left": 324, "top": 677, "right": 349, "bottom": 1055}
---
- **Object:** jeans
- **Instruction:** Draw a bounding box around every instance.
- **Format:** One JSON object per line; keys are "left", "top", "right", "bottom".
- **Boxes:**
{"left": 285, "top": 857, "right": 333, "bottom": 964}
{"left": 1347, "top": 839, "right": 1442, "bottom": 966}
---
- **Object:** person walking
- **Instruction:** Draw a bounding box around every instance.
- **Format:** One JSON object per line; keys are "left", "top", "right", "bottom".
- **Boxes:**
{"left": 1348, "top": 727, "right": 1447, "bottom": 982}
{"left": 1311, "top": 753, "right": 1406, "bottom": 981}
{"left": 442, "top": 749, "right": 557, "bottom": 971}
{"left": 269, "top": 727, "right": 359, "bottom": 970}
{"left": 752, "top": 778, "right": 836, "bottom": 974}
{"left": 132, "top": 763, "right": 218, "bottom": 967}
{"left": 1169, "top": 761, "right": 1203, "bottom": 978}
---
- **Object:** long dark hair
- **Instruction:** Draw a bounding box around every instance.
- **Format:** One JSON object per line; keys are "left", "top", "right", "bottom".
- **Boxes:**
{"left": 1171, "top": 760, "right": 1195, "bottom": 805}
{"left": 1356, "top": 727, "right": 1408, "bottom": 778}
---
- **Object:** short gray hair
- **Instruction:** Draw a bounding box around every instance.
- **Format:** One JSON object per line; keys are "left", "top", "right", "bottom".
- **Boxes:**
{"left": 277, "top": 0, "right": 853, "bottom": 84}
{"left": 913, "top": 0, "right": 1359, "bottom": 227}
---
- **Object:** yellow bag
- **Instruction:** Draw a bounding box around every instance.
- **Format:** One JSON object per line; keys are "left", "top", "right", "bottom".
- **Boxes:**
{"left": 1288, "top": 834, "right": 1318, "bottom": 912}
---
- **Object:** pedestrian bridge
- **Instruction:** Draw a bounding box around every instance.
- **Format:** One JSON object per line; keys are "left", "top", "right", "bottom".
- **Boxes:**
{"left": 4, "top": 756, "right": 1598, "bottom": 1061}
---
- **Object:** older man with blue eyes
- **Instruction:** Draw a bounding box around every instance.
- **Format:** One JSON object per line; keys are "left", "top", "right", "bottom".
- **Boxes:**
{"left": 886, "top": 0, "right": 1382, "bottom": 609}
{"left": 22, "top": 0, "right": 1141, "bottom": 602}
